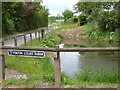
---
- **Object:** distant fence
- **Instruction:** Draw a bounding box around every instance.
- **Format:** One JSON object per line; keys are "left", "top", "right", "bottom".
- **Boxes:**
{"left": 2, "top": 25, "right": 58, "bottom": 47}
{"left": 0, "top": 45, "right": 119, "bottom": 86}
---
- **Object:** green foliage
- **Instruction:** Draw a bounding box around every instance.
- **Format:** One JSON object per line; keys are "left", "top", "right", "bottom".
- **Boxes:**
{"left": 75, "top": 2, "right": 119, "bottom": 41}
{"left": 4, "top": 18, "right": 15, "bottom": 34}
{"left": 78, "top": 14, "right": 87, "bottom": 26}
{"left": 65, "top": 16, "right": 78, "bottom": 24}
{"left": 2, "top": 2, "right": 48, "bottom": 35}
{"left": 75, "top": 2, "right": 119, "bottom": 30}
{"left": 113, "top": 29, "right": 120, "bottom": 42}
{"left": 61, "top": 73, "right": 75, "bottom": 85}
{"left": 81, "top": 22, "right": 120, "bottom": 42}
{"left": 96, "top": 11, "right": 119, "bottom": 32}
{"left": 62, "top": 10, "right": 74, "bottom": 22}
{"left": 15, "top": 19, "right": 29, "bottom": 32}
{"left": 75, "top": 68, "right": 118, "bottom": 83}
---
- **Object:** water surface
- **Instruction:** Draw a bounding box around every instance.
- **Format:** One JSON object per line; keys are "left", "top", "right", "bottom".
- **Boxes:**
{"left": 59, "top": 38, "right": 118, "bottom": 79}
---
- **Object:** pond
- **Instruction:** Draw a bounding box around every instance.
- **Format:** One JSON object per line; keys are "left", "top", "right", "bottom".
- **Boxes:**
{"left": 59, "top": 38, "right": 119, "bottom": 79}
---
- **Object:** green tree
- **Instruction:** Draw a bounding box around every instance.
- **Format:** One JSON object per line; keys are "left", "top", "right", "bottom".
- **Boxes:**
{"left": 2, "top": 2, "right": 49, "bottom": 35}
{"left": 74, "top": 2, "right": 119, "bottom": 32}
{"left": 62, "top": 10, "right": 74, "bottom": 22}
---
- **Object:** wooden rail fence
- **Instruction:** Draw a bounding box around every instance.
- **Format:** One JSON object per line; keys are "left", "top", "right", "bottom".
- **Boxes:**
{"left": 1, "top": 25, "right": 57, "bottom": 47}
{"left": 0, "top": 46, "right": 119, "bottom": 86}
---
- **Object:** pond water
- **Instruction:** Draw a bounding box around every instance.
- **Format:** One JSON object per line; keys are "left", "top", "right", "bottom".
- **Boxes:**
{"left": 59, "top": 38, "right": 118, "bottom": 79}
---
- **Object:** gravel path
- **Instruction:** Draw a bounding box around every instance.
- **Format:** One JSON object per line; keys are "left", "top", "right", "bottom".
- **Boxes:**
{"left": 5, "top": 68, "right": 27, "bottom": 80}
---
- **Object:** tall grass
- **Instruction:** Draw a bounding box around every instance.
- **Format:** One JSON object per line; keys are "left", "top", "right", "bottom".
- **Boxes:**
{"left": 81, "top": 22, "right": 120, "bottom": 43}
{"left": 75, "top": 68, "right": 118, "bottom": 84}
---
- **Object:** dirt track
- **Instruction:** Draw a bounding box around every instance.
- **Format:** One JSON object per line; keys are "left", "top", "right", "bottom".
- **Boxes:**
{"left": 59, "top": 28, "right": 85, "bottom": 38}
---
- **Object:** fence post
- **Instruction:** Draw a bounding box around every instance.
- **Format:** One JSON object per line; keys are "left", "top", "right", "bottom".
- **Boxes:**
{"left": 35, "top": 31, "right": 37, "bottom": 45}
{"left": 24, "top": 35, "right": 26, "bottom": 46}
{"left": 30, "top": 33, "right": 32, "bottom": 46}
{"left": 54, "top": 46, "right": 61, "bottom": 86}
{"left": 0, "top": 39, "right": 5, "bottom": 80}
{"left": 14, "top": 36, "right": 17, "bottom": 46}
{"left": 41, "top": 29, "right": 44, "bottom": 39}
{"left": 38, "top": 31, "right": 40, "bottom": 42}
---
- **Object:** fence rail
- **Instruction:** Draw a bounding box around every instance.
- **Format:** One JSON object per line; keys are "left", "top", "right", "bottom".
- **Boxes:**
{"left": 0, "top": 46, "right": 120, "bottom": 52}
{"left": 0, "top": 46, "right": 119, "bottom": 86}
{"left": 2, "top": 27, "right": 46, "bottom": 41}
{"left": 1, "top": 25, "right": 58, "bottom": 47}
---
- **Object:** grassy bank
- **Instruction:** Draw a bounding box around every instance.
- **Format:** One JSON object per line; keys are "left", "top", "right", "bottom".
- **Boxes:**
{"left": 3, "top": 26, "right": 118, "bottom": 88}
{"left": 80, "top": 22, "right": 120, "bottom": 43}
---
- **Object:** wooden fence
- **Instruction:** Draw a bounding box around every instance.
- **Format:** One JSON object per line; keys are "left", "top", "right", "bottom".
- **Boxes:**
{"left": 0, "top": 46, "right": 119, "bottom": 86}
{"left": 2, "top": 25, "right": 57, "bottom": 47}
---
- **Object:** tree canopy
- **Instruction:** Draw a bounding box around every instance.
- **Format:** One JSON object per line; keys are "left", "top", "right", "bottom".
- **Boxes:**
{"left": 2, "top": 2, "right": 49, "bottom": 35}
{"left": 62, "top": 10, "right": 74, "bottom": 22}
{"left": 74, "top": 2, "right": 120, "bottom": 32}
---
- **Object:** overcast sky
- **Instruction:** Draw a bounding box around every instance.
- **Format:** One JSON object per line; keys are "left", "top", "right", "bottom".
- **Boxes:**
{"left": 42, "top": 0, "right": 79, "bottom": 16}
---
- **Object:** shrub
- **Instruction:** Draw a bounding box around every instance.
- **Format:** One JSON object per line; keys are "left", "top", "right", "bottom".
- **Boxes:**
{"left": 78, "top": 14, "right": 87, "bottom": 26}
{"left": 113, "top": 29, "right": 120, "bottom": 42}
{"left": 15, "top": 19, "right": 29, "bottom": 32}
{"left": 4, "top": 18, "right": 15, "bottom": 34}
{"left": 66, "top": 16, "right": 78, "bottom": 24}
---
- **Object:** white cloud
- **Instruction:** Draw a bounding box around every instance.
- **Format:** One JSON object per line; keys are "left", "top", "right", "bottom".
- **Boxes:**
{"left": 42, "top": 0, "right": 79, "bottom": 16}
{"left": 43, "top": 0, "right": 78, "bottom": 7}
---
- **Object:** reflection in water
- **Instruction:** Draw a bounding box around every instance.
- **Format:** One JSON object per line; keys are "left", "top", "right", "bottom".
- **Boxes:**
{"left": 59, "top": 39, "right": 118, "bottom": 79}
{"left": 60, "top": 52, "right": 81, "bottom": 78}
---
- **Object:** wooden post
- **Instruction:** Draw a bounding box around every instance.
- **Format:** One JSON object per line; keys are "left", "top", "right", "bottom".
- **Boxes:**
{"left": 38, "top": 31, "right": 40, "bottom": 42}
{"left": 54, "top": 46, "right": 61, "bottom": 86}
{"left": 0, "top": 55, "right": 5, "bottom": 80}
{"left": 14, "top": 36, "right": 17, "bottom": 46}
{"left": 41, "top": 29, "right": 44, "bottom": 39}
{"left": 30, "top": 33, "right": 32, "bottom": 46}
{"left": 24, "top": 35, "right": 26, "bottom": 46}
{"left": 0, "top": 40, "right": 5, "bottom": 80}
{"left": 35, "top": 31, "right": 37, "bottom": 45}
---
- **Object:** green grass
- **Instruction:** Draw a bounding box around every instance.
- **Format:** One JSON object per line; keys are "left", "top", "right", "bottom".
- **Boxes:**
{"left": 81, "top": 22, "right": 120, "bottom": 43}
{"left": 4, "top": 56, "right": 54, "bottom": 87}
{"left": 75, "top": 68, "right": 118, "bottom": 84}
{"left": 3, "top": 26, "right": 119, "bottom": 87}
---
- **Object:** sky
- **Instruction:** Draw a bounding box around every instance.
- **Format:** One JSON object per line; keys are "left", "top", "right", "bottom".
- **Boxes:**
{"left": 42, "top": 0, "right": 79, "bottom": 17}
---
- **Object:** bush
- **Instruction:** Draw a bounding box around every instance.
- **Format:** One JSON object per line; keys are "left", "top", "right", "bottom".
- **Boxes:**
{"left": 66, "top": 16, "right": 78, "bottom": 24}
{"left": 15, "top": 19, "right": 29, "bottom": 32}
{"left": 78, "top": 14, "right": 87, "bottom": 26}
{"left": 96, "top": 11, "right": 119, "bottom": 32}
{"left": 4, "top": 18, "right": 15, "bottom": 34}
{"left": 113, "top": 29, "right": 120, "bottom": 42}
{"left": 2, "top": 2, "right": 48, "bottom": 36}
